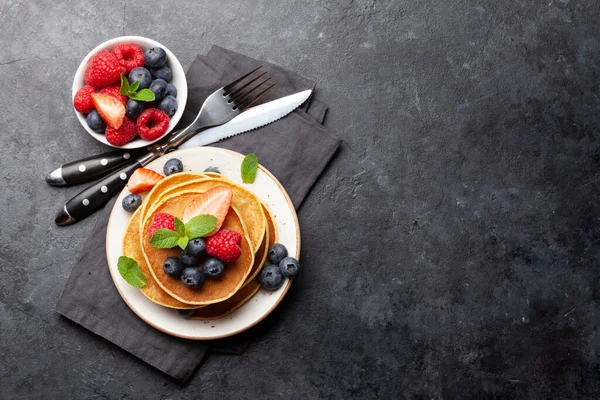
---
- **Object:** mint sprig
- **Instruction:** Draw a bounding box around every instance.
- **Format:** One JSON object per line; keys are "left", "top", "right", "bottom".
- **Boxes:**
{"left": 117, "top": 256, "right": 147, "bottom": 288}
{"left": 241, "top": 153, "right": 258, "bottom": 184}
{"left": 120, "top": 73, "right": 155, "bottom": 102}
{"left": 150, "top": 215, "right": 217, "bottom": 250}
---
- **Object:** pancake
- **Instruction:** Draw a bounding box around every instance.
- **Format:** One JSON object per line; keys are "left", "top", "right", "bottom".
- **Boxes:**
{"left": 203, "top": 172, "right": 222, "bottom": 179}
{"left": 242, "top": 202, "right": 277, "bottom": 286}
{"left": 155, "top": 178, "right": 266, "bottom": 252}
{"left": 122, "top": 209, "right": 197, "bottom": 309}
{"left": 138, "top": 172, "right": 208, "bottom": 232}
{"left": 141, "top": 192, "right": 254, "bottom": 305}
{"left": 188, "top": 279, "right": 261, "bottom": 320}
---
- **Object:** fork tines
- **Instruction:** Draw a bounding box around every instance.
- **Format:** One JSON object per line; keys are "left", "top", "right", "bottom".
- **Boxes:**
{"left": 223, "top": 66, "right": 276, "bottom": 111}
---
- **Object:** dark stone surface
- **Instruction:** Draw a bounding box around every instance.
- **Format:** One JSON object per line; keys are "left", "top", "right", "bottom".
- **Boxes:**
{"left": 1, "top": 0, "right": 600, "bottom": 398}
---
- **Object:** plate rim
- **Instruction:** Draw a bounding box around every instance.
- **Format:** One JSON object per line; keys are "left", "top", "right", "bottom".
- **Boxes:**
{"left": 105, "top": 146, "right": 300, "bottom": 340}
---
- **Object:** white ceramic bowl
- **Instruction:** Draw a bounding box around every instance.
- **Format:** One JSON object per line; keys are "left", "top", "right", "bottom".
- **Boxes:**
{"left": 72, "top": 36, "right": 188, "bottom": 149}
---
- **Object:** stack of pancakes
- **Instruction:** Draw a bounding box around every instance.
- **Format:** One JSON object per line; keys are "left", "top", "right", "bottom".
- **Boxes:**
{"left": 122, "top": 172, "right": 277, "bottom": 319}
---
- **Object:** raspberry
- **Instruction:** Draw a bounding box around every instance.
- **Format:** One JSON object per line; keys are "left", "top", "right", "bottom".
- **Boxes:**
{"left": 136, "top": 108, "right": 170, "bottom": 140}
{"left": 84, "top": 50, "right": 126, "bottom": 88}
{"left": 205, "top": 230, "right": 242, "bottom": 262}
{"left": 99, "top": 85, "right": 127, "bottom": 104}
{"left": 73, "top": 85, "right": 96, "bottom": 113}
{"left": 112, "top": 43, "right": 145, "bottom": 72}
{"left": 105, "top": 116, "right": 136, "bottom": 146}
{"left": 148, "top": 212, "right": 175, "bottom": 238}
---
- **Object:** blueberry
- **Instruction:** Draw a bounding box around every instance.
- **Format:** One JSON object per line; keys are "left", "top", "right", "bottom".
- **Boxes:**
{"left": 268, "top": 243, "right": 288, "bottom": 265}
{"left": 126, "top": 99, "right": 144, "bottom": 119}
{"left": 163, "top": 158, "right": 183, "bottom": 176}
{"left": 180, "top": 247, "right": 200, "bottom": 266}
{"left": 163, "top": 256, "right": 184, "bottom": 278}
{"left": 181, "top": 267, "right": 204, "bottom": 289}
{"left": 128, "top": 67, "right": 152, "bottom": 89}
{"left": 86, "top": 110, "right": 106, "bottom": 132}
{"left": 258, "top": 264, "right": 284, "bottom": 291}
{"left": 203, "top": 257, "right": 225, "bottom": 278}
{"left": 158, "top": 95, "right": 178, "bottom": 117}
{"left": 121, "top": 193, "right": 142, "bottom": 212}
{"left": 166, "top": 83, "right": 177, "bottom": 97}
{"left": 203, "top": 167, "right": 220, "bottom": 174}
{"left": 151, "top": 65, "right": 172, "bottom": 82}
{"left": 185, "top": 238, "right": 206, "bottom": 256}
{"left": 149, "top": 79, "right": 168, "bottom": 101}
{"left": 144, "top": 47, "right": 167, "bottom": 68}
{"left": 279, "top": 257, "right": 300, "bottom": 277}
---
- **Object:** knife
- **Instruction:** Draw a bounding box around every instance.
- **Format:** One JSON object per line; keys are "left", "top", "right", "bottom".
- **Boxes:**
{"left": 51, "top": 89, "right": 312, "bottom": 226}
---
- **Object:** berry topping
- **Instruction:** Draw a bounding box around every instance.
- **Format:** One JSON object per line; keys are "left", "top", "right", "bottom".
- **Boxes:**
{"left": 203, "top": 167, "right": 220, "bottom": 174}
{"left": 127, "top": 168, "right": 164, "bottom": 194}
{"left": 279, "top": 257, "right": 300, "bottom": 277}
{"left": 105, "top": 116, "right": 136, "bottom": 146}
{"left": 111, "top": 43, "right": 145, "bottom": 72}
{"left": 84, "top": 50, "right": 125, "bottom": 88}
{"left": 163, "top": 158, "right": 183, "bottom": 176}
{"left": 268, "top": 243, "right": 288, "bottom": 265}
{"left": 163, "top": 256, "right": 184, "bottom": 278}
{"left": 121, "top": 193, "right": 142, "bottom": 212}
{"left": 205, "top": 229, "right": 242, "bottom": 262}
{"left": 203, "top": 257, "right": 225, "bottom": 278}
{"left": 90, "top": 92, "right": 125, "bottom": 129}
{"left": 99, "top": 85, "right": 127, "bottom": 105}
{"left": 136, "top": 108, "right": 170, "bottom": 140}
{"left": 181, "top": 267, "right": 204, "bottom": 289}
{"left": 258, "top": 264, "right": 284, "bottom": 291}
{"left": 148, "top": 212, "right": 175, "bottom": 238}
{"left": 144, "top": 47, "right": 167, "bottom": 69}
{"left": 73, "top": 85, "right": 96, "bottom": 113}
{"left": 182, "top": 186, "right": 232, "bottom": 235}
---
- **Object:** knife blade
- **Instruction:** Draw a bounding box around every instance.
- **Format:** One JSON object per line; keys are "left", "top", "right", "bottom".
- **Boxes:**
{"left": 52, "top": 89, "right": 312, "bottom": 225}
{"left": 46, "top": 90, "right": 312, "bottom": 187}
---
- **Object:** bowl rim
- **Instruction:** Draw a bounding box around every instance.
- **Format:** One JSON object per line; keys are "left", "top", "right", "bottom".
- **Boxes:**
{"left": 72, "top": 36, "right": 188, "bottom": 149}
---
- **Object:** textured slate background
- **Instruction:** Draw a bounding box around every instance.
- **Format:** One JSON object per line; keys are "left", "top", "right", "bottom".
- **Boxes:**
{"left": 1, "top": 0, "right": 600, "bottom": 398}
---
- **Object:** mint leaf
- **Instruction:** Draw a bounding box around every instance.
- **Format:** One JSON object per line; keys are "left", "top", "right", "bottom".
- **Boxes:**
{"left": 177, "top": 236, "right": 189, "bottom": 250}
{"left": 120, "top": 73, "right": 130, "bottom": 96}
{"left": 129, "top": 89, "right": 155, "bottom": 102}
{"left": 150, "top": 229, "right": 180, "bottom": 248}
{"left": 185, "top": 214, "right": 218, "bottom": 238}
{"left": 130, "top": 80, "right": 140, "bottom": 92}
{"left": 174, "top": 217, "right": 186, "bottom": 236}
{"left": 117, "top": 256, "right": 147, "bottom": 288}
{"left": 241, "top": 153, "right": 258, "bottom": 183}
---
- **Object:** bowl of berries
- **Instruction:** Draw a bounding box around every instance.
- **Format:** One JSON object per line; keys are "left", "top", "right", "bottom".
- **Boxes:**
{"left": 72, "top": 36, "right": 188, "bottom": 148}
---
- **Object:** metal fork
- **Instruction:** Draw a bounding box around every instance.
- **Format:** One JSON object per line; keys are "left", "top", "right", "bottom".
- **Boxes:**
{"left": 54, "top": 66, "right": 275, "bottom": 226}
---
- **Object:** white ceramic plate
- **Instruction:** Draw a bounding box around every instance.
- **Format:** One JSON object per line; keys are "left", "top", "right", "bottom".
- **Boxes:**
{"left": 106, "top": 147, "right": 299, "bottom": 340}
{"left": 72, "top": 36, "right": 188, "bottom": 149}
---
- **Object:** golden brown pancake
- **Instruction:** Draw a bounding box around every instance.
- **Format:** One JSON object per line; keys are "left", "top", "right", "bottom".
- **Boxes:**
{"left": 141, "top": 192, "right": 254, "bottom": 305}
{"left": 188, "top": 279, "right": 261, "bottom": 320}
{"left": 155, "top": 178, "right": 266, "bottom": 252}
{"left": 203, "top": 172, "right": 222, "bottom": 179}
{"left": 122, "top": 209, "right": 198, "bottom": 309}
{"left": 242, "top": 202, "right": 277, "bottom": 286}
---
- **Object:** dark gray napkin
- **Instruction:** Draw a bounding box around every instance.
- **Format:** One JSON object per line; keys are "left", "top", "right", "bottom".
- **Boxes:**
{"left": 56, "top": 47, "right": 340, "bottom": 382}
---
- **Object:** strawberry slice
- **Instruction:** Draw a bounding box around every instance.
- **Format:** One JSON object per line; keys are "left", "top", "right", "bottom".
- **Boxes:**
{"left": 90, "top": 92, "right": 125, "bottom": 129}
{"left": 127, "top": 168, "right": 164, "bottom": 194}
{"left": 182, "top": 186, "right": 232, "bottom": 234}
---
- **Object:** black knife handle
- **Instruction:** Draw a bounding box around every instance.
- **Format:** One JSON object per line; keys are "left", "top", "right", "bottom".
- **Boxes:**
{"left": 46, "top": 148, "right": 147, "bottom": 186}
{"left": 55, "top": 161, "right": 141, "bottom": 225}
